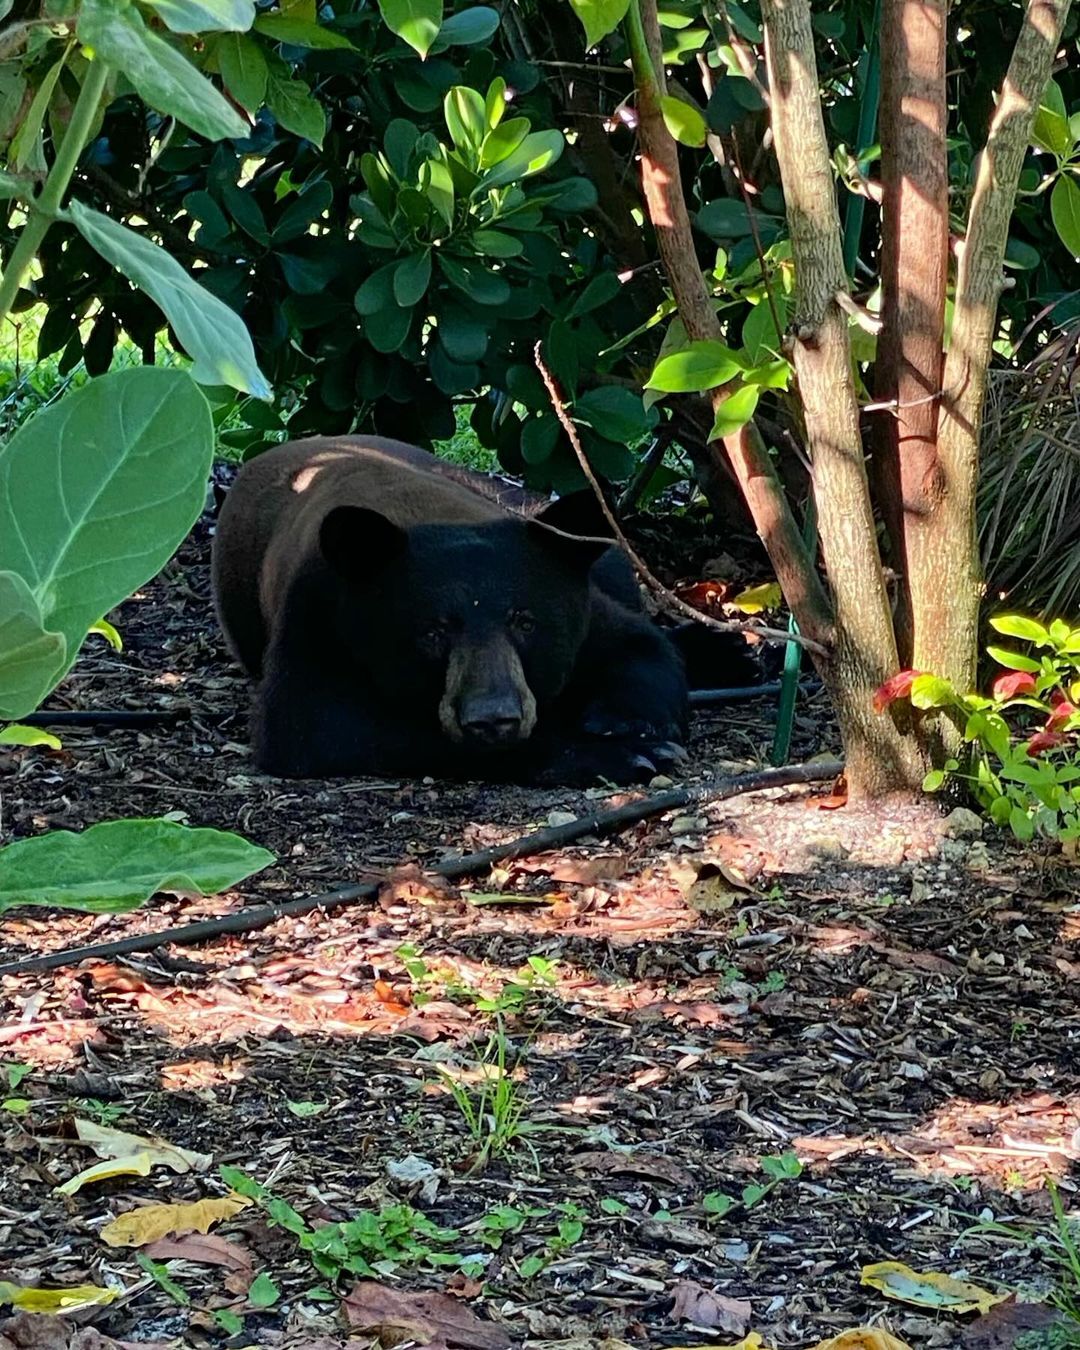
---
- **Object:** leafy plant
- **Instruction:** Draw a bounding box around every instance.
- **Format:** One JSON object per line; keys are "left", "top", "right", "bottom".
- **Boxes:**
{"left": 517, "top": 1201, "right": 587, "bottom": 1279}
{"left": 703, "top": 1150, "right": 803, "bottom": 1220}
{"left": 221, "top": 1167, "right": 460, "bottom": 1282}
{"left": 876, "top": 614, "right": 1080, "bottom": 841}
{"left": 440, "top": 1025, "right": 532, "bottom": 1168}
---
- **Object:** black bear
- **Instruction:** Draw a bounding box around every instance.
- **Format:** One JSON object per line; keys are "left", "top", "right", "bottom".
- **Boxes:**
{"left": 212, "top": 437, "right": 746, "bottom": 784}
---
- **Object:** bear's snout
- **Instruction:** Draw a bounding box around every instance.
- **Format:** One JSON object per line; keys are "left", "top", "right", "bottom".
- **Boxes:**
{"left": 457, "top": 692, "right": 525, "bottom": 746}
{"left": 438, "top": 635, "right": 539, "bottom": 746}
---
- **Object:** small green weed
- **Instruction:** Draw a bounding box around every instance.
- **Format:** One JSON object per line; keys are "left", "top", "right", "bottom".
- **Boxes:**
{"left": 703, "top": 1150, "right": 804, "bottom": 1219}
{"left": 4, "top": 1063, "right": 31, "bottom": 1090}
{"left": 440, "top": 1025, "right": 532, "bottom": 1168}
{"left": 475, "top": 1204, "right": 549, "bottom": 1249}
{"left": 136, "top": 1253, "right": 190, "bottom": 1306}
{"left": 71, "top": 1098, "right": 126, "bottom": 1125}
{"left": 517, "top": 1202, "right": 587, "bottom": 1279}
{"left": 221, "top": 1168, "right": 460, "bottom": 1283}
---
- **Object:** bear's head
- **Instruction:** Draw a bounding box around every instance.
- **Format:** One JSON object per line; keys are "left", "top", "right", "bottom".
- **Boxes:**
{"left": 319, "top": 507, "right": 608, "bottom": 749}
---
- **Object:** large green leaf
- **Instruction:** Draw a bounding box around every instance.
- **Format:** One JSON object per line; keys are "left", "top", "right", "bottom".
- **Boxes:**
{"left": 146, "top": 0, "right": 255, "bottom": 34}
{"left": 660, "top": 94, "right": 707, "bottom": 148}
{"left": 476, "top": 129, "right": 564, "bottom": 191}
{"left": 708, "top": 383, "right": 760, "bottom": 441}
{"left": 0, "top": 818, "right": 275, "bottom": 914}
{"left": 266, "top": 74, "right": 326, "bottom": 146}
{"left": 646, "top": 340, "right": 743, "bottom": 392}
{"left": 0, "top": 571, "right": 66, "bottom": 722}
{"left": 444, "top": 85, "right": 486, "bottom": 153}
{"left": 377, "top": 0, "right": 442, "bottom": 58}
{"left": 1051, "top": 174, "right": 1080, "bottom": 259}
{"left": 77, "top": 0, "right": 247, "bottom": 142}
{"left": 437, "top": 7, "right": 498, "bottom": 45}
{"left": 254, "top": 14, "right": 354, "bottom": 48}
{"left": 217, "top": 31, "right": 268, "bottom": 110}
{"left": 393, "top": 250, "right": 432, "bottom": 306}
{"left": 0, "top": 368, "right": 213, "bottom": 682}
{"left": 1031, "top": 79, "right": 1072, "bottom": 157}
{"left": 568, "top": 0, "right": 629, "bottom": 48}
{"left": 68, "top": 202, "right": 271, "bottom": 399}
{"left": 575, "top": 387, "right": 654, "bottom": 442}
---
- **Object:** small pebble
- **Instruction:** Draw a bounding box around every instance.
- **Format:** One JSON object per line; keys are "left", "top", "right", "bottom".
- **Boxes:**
{"left": 941, "top": 806, "right": 984, "bottom": 839}
{"left": 670, "top": 814, "right": 707, "bottom": 836}
{"left": 547, "top": 810, "right": 577, "bottom": 828}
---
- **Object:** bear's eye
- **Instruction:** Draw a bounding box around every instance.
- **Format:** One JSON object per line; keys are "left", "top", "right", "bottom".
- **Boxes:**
{"left": 510, "top": 609, "right": 536, "bottom": 636}
{"left": 423, "top": 623, "right": 451, "bottom": 651}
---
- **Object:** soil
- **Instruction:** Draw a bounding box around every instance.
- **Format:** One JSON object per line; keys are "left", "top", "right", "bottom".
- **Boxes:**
{"left": 0, "top": 497, "right": 1078, "bottom": 1350}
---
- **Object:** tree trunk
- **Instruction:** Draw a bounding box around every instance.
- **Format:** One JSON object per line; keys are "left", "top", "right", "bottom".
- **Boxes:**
{"left": 928, "top": 0, "right": 1072, "bottom": 692}
{"left": 759, "top": 0, "right": 926, "bottom": 794}
{"left": 872, "top": 0, "right": 948, "bottom": 670}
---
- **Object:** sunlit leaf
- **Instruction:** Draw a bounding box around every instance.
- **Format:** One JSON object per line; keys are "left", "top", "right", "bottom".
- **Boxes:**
{"left": 660, "top": 93, "right": 707, "bottom": 147}
{"left": 377, "top": 0, "right": 441, "bottom": 58}
{"left": 860, "top": 1262, "right": 1007, "bottom": 1315}
{"left": 101, "top": 1195, "right": 251, "bottom": 1247}
{"left": 567, "top": 0, "right": 629, "bottom": 48}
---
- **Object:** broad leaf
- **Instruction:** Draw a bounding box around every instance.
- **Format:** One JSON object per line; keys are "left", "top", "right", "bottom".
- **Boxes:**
{"left": 479, "top": 116, "right": 530, "bottom": 169}
{"left": 1051, "top": 174, "right": 1080, "bottom": 259}
{"left": 1031, "top": 79, "right": 1071, "bottom": 157}
{"left": 266, "top": 74, "right": 326, "bottom": 146}
{"left": 708, "top": 383, "right": 760, "bottom": 440}
{"left": 696, "top": 197, "right": 781, "bottom": 241}
{"left": 273, "top": 180, "right": 333, "bottom": 242}
{"left": 0, "top": 368, "right": 213, "bottom": 688}
{"left": 568, "top": 0, "right": 629, "bottom": 48}
{"left": 437, "top": 7, "right": 499, "bottom": 45}
{"left": 0, "top": 572, "right": 66, "bottom": 722}
{"left": 254, "top": 14, "right": 354, "bottom": 48}
{"left": 393, "top": 250, "right": 432, "bottom": 306}
{"left": 477, "top": 130, "right": 564, "bottom": 191}
{"left": 77, "top": 0, "right": 248, "bottom": 142}
{"left": 647, "top": 340, "right": 742, "bottom": 392}
{"left": 11, "top": 52, "right": 66, "bottom": 173}
{"left": 0, "top": 169, "right": 31, "bottom": 200}
{"left": 146, "top": 0, "right": 255, "bottom": 34}
{"left": 69, "top": 201, "right": 271, "bottom": 399}
{"left": 444, "top": 85, "right": 486, "bottom": 152}
{"left": 989, "top": 614, "right": 1050, "bottom": 643}
{"left": 217, "top": 32, "right": 267, "bottom": 111}
{"left": 0, "top": 818, "right": 275, "bottom": 914}
{"left": 377, "top": 0, "right": 442, "bottom": 58}
{"left": 0, "top": 725, "right": 62, "bottom": 750}
{"left": 660, "top": 94, "right": 706, "bottom": 148}
{"left": 438, "top": 255, "right": 510, "bottom": 306}
{"left": 575, "top": 387, "right": 654, "bottom": 442}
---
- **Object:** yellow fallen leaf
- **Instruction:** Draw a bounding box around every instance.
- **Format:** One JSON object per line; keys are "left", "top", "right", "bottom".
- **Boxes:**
{"left": 0, "top": 1280, "right": 117, "bottom": 1313}
{"left": 809, "top": 1328, "right": 913, "bottom": 1350}
{"left": 861, "top": 1261, "right": 1008, "bottom": 1314}
{"left": 101, "top": 1194, "right": 252, "bottom": 1248}
{"left": 678, "top": 1336, "right": 772, "bottom": 1350}
{"left": 73, "top": 1117, "right": 211, "bottom": 1172}
{"left": 55, "top": 1151, "right": 154, "bottom": 1195}
{"left": 732, "top": 582, "right": 782, "bottom": 614}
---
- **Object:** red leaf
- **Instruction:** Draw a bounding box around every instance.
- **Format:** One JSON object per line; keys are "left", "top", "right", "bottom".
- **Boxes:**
{"left": 1047, "top": 697, "right": 1078, "bottom": 730}
{"left": 873, "top": 669, "right": 922, "bottom": 714}
{"left": 1026, "top": 730, "right": 1068, "bottom": 756}
{"left": 991, "top": 671, "right": 1036, "bottom": 699}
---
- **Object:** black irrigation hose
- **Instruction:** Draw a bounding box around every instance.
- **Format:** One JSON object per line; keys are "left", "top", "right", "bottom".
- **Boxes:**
{"left": 12, "top": 682, "right": 822, "bottom": 728}
{"left": 0, "top": 759, "right": 843, "bottom": 979}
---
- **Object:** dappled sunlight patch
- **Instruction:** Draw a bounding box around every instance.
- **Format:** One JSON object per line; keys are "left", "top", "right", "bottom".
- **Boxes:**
{"left": 794, "top": 1091, "right": 1080, "bottom": 1186}
{"left": 159, "top": 1056, "right": 248, "bottom": 1091}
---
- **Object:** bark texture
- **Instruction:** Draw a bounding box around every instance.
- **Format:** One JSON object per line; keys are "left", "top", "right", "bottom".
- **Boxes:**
{"left": 873, "top": 0, "right": 949, "bottom": 668}
{"left": 759, "top": 0, "right": 925, "bottom": 794}
{"left": 930, "top": 0, "right": 1073, "bottom": 689}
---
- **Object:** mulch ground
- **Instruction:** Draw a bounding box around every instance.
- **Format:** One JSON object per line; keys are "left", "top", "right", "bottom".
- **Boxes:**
{"left": 1, "top": 499, "right": 1078, "bottom": 1350}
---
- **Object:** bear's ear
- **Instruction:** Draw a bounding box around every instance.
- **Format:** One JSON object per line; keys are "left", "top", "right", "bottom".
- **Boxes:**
{"left": 526, "top": 518, "right": 610, "bottom": 573}
{"left": 533, "top": 490, "right": 615, "bottom": 542}
{"left": 320, "top": 505, "right": 406, "bottom": 583}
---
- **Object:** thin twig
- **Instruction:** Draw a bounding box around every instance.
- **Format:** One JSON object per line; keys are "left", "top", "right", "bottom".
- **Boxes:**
{"left": 532, "top": 344, "right": 828, "bottom": 656}
{"left": 0, "top": 761, "right": 843, "bottom": 978}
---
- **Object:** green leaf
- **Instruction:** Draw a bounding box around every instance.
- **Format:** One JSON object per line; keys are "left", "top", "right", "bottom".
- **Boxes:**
{"left": 147, "top": 0, "right": 255, "bottom": 34}
{"left": 479, "top": 116, "right": 530, "bottom": 169}
{"left": 575, "top": 387, "right": 653, "bottom": 442}
{"left": 68, "top": 202, "right": 271, "bottom": 399}
{"left": 217, "top": 32, "right": 268, "bottom": 111}
{"left": 266, "top": 74, "right": 326, "bottom": 146}
{"left": 696, "top": 197, "right": 781, "bottom": 241}
{"left": 437, "top": 306, "right": 487, "bottom": 362}
{"left": 394, "top": 250, "right": 432, "bottom": 306}
{"left": 484, "top": 76, "right": 506, "bottom": 129}
{"left": 424, "top": 156, "right": 455, "bottom": 226}
{"left": 377, "top": 0, "right": 441, "bottom": 58}
{"left": 89, "top": 618, "right": 123, "bottom": 651}
{"left": 910, "top": 674, "right": 956, "bottom": 709}
{"left": 568, "top": 0, "right": 629, "bottom": 48}
{"left": 247, "top": 1272, "right": 280, "bottom": 1308}
{"left": 660, "top": 93, "right": 706, "bottom": 147}
{"left": 521, "top": 415, "right": 559, "bottom": 464}
{"left": 647, "top": 339, "right": 742, "bottom": 392}
{"left": 989, "top": 614, "right": 1050, "bottom": 643}
{"left": 0, "top": 169, "right": 32, "bottom": 201}
{"left": 11, "top": 51, "right": 67, "bottom": 173}
{"left": 0, "top": 818, "right": 274, "bottom": 915}
{"left": 742, "top": 295, "right": 786, "bottom": 362}
{"left": 922, "top": 769, "right": 946, "bottom": 792}
{"left": 254, "top": 14, "right": 354, "bottom": 48}
{"left": 0, "top": 725, "right": 61, "bottom": 750}
{"left": 273, "top": 180, "right": 333, "bottom": 242}
{"left": 986, "top": 645, "right": 1041, "bottom": 673}
{"left": 477, "top": 129, "right": 564, "bottom": 190}
{"left": 437, "top": 7, "right": 499, "bottom": 45}
{"left": 0, "top": 368, "right": 213, "bottom": 700}
{"left": 438, "top": 255, "right": 509, "bottom": 306}
{"left": 469, "top": 228, "right": 523, "bottom": 257}
{"left": 1051, "top": 175, "right": 1080, "bottom": 259}
{"left": 366, "top": 303, "right": 413, "bottom": 353}
{"left": 708, "top": 383, "right": 759, "bottom": 440}
{"left": 444, "top": 85, "right": 486, "bottom": 152}
{"left": 1032, "top": 78, "right": 1072, "bottom": 157}
{"left": 0, "top": 572, "right": 66, "bottom": 722}
{"left": 77, "top": 0, "right": 247, "bottom": 142}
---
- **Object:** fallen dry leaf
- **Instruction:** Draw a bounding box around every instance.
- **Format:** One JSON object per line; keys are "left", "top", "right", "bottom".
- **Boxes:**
{"left": 0, "top": 1284, "right": 116, "bottom": 1316}
{"left": 671, "top": 1280, "right": 752, "bottom": 1335}
{"left": 55, "top": 1153, "right": 153, "bottom": 1196}
{"left": 72, "top": 1117, "right": 211, "bottom": 1173}
{"left": 100, "top": 1194, "right": 251, "bottom": 1248}
{"left": 808, "top": 1330, "right": 912, "bottom": 1350}
{"left": 142, "top": 1233, "right": 254, "bottom": 1273}
{"left": 961, "top": 1299, "right": 1068, "bottom": 1350}
{"left": 861, "top": 1262, "right": 1008, "bottom": 1315}
{"left": 570, "top": 1151, "right": 696, "bottom": 1191}
{"left": 342, "top": 1280, "right": 510, "bottom": 1349}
